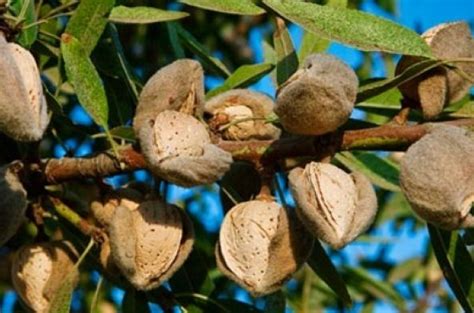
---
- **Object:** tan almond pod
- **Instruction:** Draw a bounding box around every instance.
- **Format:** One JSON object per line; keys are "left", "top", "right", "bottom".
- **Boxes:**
{"left": 396, "top": 22, "right": 474, "bottom": 119}
{"left": 138, "top": 110, "right": 232, "bottom": 187}
{"left": 0, "top": 33, "right": 49, "bottom": 141}
{"left": 216, "top": 200, "right": 313, "bottom": 296}
{"left": 289, "top": 162, "right": 377, "bottom": 249}
{"left": 0, "top": 161, "right": 27, "bottom": 247}
{"left": 400, "top": 125, "right": 474, "bottom": 229}
{"left": 11, "top": 241, "right": 79, "bottom": 313}
{"left": 108, "top": 198, "right": 194, "bottom": 290}
{"left": 134, "top": 59, "right": 205, "bottom": 129}
{"left": 205, "top": 89, "right": 281, "bottom": 140}
{"left": 275, "top": 54, "right": 358, "bottom": 136}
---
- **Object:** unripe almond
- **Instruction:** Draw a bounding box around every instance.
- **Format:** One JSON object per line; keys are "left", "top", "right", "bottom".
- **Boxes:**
{"left": 205, "top": 89, "right": 281, "bottom": 140}
{"left": 137, "top": 110, "right": 232, "bottom": 187}
{"left": 400, "top": 125, "right": 474, "bottom": 229}
{"left": 108, "top": 197, "right": 194, "bottom": 290}
{"left": 11, "top": 241, "right": 79, "bottom": 313}
{"left": 289, "top": 162, "right": 377, "bottom": 249}
{"left": 275, "top": 54, "right": 358, "bottom": 135}
{"left": 216, "top": 200, "right": 313, "bottom": 296}
{"left": 0, "top": 33, "right": 49, "bottom": 141}
{"left": 396, "top": 22, "right": 474, "bottom": 119}
{"left": 0, "top": 161, "right": 27, "bottom": 247}
{"left": 134, "top": 59, "right": 205, "bottom": 130}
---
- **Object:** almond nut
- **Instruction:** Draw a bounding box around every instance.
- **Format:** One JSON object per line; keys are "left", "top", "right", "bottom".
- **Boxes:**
{"left": 289, "top": 162, "right": 377, "bottom": 249}
{"left": 11, "top": 241, "right": 79, "bottom": 313}
{"left": 205, "top": 89, "right": 281, "bottom": 141}
{"left": 216, "top": 200, "right": 313, "bottom": 296}
{"left": 108, "top": 197, "right": 194, "bottom": 290}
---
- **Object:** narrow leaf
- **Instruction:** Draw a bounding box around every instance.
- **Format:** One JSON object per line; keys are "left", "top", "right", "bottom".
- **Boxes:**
{"left": 307, "top": 240, "right": 352, "bottom": 306}
{"left": 428, "top": 225, "right": 474, "bottom": 313}
{"left": 109, "top": 6, "right": 188, "bottom": 24}
{"left": 49, "top": 240, "right": 95, "bottom": 313}
{"left": 9, "top": 0, "right": 37, "bottom": 47}
{"left": 273, "top": 17, "right": 298, "bottom": 86}
{"left": 357, "top": 59, "right": 442, "bottom": 103}
{"left": 262, "top": 40, "right": 277, "bottom": 87}
{"left": 179, "top": 0, "right": 265, "bottom": 15}
{"left": 206, "top": 63, "right": 274, "bottom": 99}
{"left": 344, "top": 267, "right": 406, "bottom": 310}
{"left": 176, "top": 25, "right": 231, "bottom": 77}
{"left": 335, "top": 152, "right": 400, "bottom": 192}
{"left": 451, "top": 100, "right": 474, "bottom": 118}
{"left": 92, "top": 24, "right": 139, "bottom": 100}
{"left": 298, "top": 0, "right": 347, "bottom": 62}
{"left": 66, "top": 0, "right": 115, "bottom": 55}
{"left": 61, "top": 34, "right": 109, "bottom": 127}
{"left": 167, "top": 22, "right": 186, "bottom": 59}
{"left": 263, "top": 0, "right": 432, "bottom": 57}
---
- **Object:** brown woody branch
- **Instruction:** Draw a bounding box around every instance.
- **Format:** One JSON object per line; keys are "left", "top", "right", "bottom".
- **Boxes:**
{"left": 40, "top": 118, "right": 474, "bottom": 184}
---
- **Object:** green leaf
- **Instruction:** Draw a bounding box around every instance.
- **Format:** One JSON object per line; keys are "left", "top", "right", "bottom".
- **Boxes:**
{"left": 8, "top": 0, "right": 37, "bottom": 47}
{"left": 175, "top": 24, "right": 231, "bottom": 77}
{"left": 335, "top": 152, "right": 400, "bottom": 192}
{"left": 109, "top": 6, "right": 188, "bottom": 24}
{"left": 49, "top": 240, "right": 95, "bottom": 313}
{"left": 65, "top": 0, "right": 115, "bottom": 55}
{"left": 93, "top": 126, "right": 135, "bottom": 142}
{"left": 356, "top": 85, "right": 402, "bottom": 111}
{"left": 206, "top": 63, "right": 274, "bottom": 99}
{"left": 263, "top": 0, "right": 432, "bottom": 57}
{"left": 122, "top": 290, "right": 151, "bottom": 313}
{"left": 167, "top": 22, "right": 186, "bottom": 59}
{"left": 307, "top": 240, "right": 352, "bottom": 306}
{"left": 273, "top": 18, "right": 298, "bottom": 86}
{"left": 427, "top": 225, "right": 474, "bottom": 313}
{"left": 356, "top": 59, "right": 442, "bottom": 103}
{"left": 344, "top": 267, "right": 406, "bottom": 310}
{"left": 262, "top": 40, "right": 277, "bottom": 87}
{"left": 179, "top": 0, "right": 265, "bottom": 15}
{"left": 92, "top": 24, "right": 139, "bottom": 100}
{"left": 61, "top": 34, "right": 109, "bottom": 127}
{"left": 298, "top": 0, "right": 347, "bottom": 62}
{"left": 450, "top": 101, "right": 474, "bottom": 118}
{"left": 387, "top": 258, "right": 423, "bottom": 283}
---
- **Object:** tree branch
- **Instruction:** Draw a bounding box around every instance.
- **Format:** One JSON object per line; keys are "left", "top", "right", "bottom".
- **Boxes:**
{"left": 40, "top": 118, "right": 474, "bottom": 184}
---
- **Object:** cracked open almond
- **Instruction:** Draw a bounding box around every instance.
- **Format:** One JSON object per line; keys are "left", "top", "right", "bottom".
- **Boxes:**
{"left": 137, "top": 110, "right": 232, "bottom": 186}
{"left": 275, "top": 54, "right": 358, "bottom": 135}
{"left": 11, "top": 241, "right": 79, "bottom": 313}
{"left": 289, "top": 162, "right": 377, "bottom": 249}
{"left": 134, "top": 59, "right": 204, "bottom": 129}
{"left": 400, "top": 125, "right": 474, "bottom": 229}
{"left": 205, "top": 89, "right": 281, "bottom": 141}
{"left": 108, "top": 197, "right": 194, "bottom": 290}
{"left": 216, "top": 200, "right": 313, "bottom": 296}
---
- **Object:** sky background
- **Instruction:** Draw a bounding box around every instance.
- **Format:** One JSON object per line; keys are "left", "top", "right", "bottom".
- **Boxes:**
{"left": 3, "top": 0, "right": 474, "bottom": 312}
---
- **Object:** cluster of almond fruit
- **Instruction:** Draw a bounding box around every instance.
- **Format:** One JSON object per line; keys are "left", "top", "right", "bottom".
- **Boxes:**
{"left": 1, "top": 21, "right": 474, "bottom": 309}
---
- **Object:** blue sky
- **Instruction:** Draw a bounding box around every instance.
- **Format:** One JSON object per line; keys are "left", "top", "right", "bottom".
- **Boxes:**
{"left": 3, "top": 1, "right": 474, "bottom": 312}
